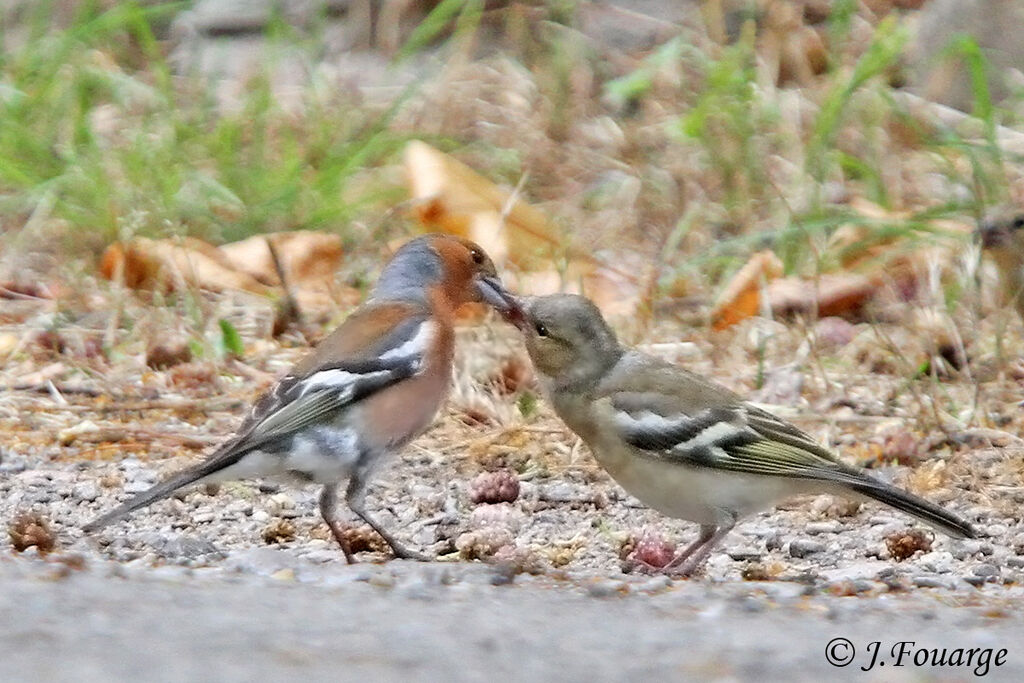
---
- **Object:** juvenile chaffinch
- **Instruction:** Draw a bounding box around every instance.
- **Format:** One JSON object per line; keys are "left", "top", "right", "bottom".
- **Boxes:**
{"left": 84, "top": 234, "right": 520, "bottom": 562}
{"left": 511, "top": 294, "right": 975, "bottom": 576}
{"left": 978, "top": 208, "right": 1024, "bottom": 322}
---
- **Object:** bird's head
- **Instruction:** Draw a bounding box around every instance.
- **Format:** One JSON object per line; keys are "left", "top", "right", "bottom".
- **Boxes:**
{"left": 373, "top": 234, "right": 521, "bottom": 317}
{"left": 513, "top": 293, "right": 622, "bottom": 391}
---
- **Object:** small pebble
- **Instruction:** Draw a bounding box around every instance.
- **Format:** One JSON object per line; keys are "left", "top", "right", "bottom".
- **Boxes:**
{"left": 973, "top": 564, "right": 999, "bottom": 578}
{"left": 805, "top": 521, "right": 843, "bottom": 535}
{"left": 913, "top": 576, "right": 948, "bottom": 588}
{"left": 587, "top": 580, "right": 627, "bottom": 598}
{"left": 952, "top": 540, "right": 984, "bottom": 560}
{"left": 637, "top": 575, "right": 673, "bottom": 593}
{"left": 916, "top": 551, "right": 953, "bottom": 574}
{"left": 72, "top": 482, "right": 100, "bottom": 502}
{"left": 469, "top": 470, "right": 520, "bottom": 505}
{"left": 986, "top": 524, "right": 1008, "bottom": 537}
{"left": 789, "top": 539, "right": 825, "bottom": 558}
{"left": 727, "top": 548, "right": 762, "bottom": 562}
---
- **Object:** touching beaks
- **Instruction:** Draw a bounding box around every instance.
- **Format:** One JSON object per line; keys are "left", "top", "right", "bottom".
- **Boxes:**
{"left": 475, "top": 275, "right": 525, "bottom": 323}
{"left": 977, "top": 221, "right": 1005, "bottom": 249}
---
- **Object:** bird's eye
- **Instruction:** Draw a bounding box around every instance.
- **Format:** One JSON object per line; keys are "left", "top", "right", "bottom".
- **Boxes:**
{"left": 1013, "top": 216, "right": 1024, "bottom": 230}
{"left": 534, "top": 322, "right": 548, "bottom": 337}
{"left": 470, "top": 248, "right": 485, "bottom": 265}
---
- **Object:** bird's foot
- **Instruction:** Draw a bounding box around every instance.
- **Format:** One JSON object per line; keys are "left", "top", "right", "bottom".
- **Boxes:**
{"left": 665, "top": 558, "right": 707, "bottom": 578}
{"left": 387, "top": 542, "right": 433, "bottom": 562}
{"left": 324, "top": 521, "right": 357, "bottom": 564}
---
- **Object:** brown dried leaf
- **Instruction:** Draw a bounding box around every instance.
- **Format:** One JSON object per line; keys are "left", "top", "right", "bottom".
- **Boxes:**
{"left": 219, "top": 231, "right": 344, "bottom": 312}
{"left": 100, "top": 237, "right": 273, "bottom": 296}
{"left": 766, "top": 272, "right": 877, "bottom": 319}
{"left": 710, "top": 250, "right": 784, "bottom": 330}
{"left": 405, "top": 140, "right": 564, "bottom": 271}
{"left": 404, "top": 140, "right": 644, "bottom": 316}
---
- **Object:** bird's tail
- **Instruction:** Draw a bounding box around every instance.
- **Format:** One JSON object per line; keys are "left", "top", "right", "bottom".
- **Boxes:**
{"left": 849, "top": 478, "right": 976, "bottom": 539}
{"left": 82, "top": 465, "right": 214, "bottom": 533}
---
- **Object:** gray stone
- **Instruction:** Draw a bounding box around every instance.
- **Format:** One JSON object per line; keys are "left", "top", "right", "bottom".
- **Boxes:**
{"left": 72, "top": 482, "right": 100, "bottom": 502}
{"left": 123, "top": 481, "right": 152, "bottom": 494}
{"left": 587, "top": 580, "right": 628, "bottom": 598}
{"left": 972, "top": 564, "right": 1000, "bottom": 578}
{"left": 908, "top": 0, "right": 1024, "bottom": 110}
{"left": 917, "top": 551, "right": 954, "bottom": 574}
{"left": 913, "top": 575, "right": 949, "bottom": 589}
{"left": 789, "top": 539, "right": 826, "bottom": 558}
{"left": 727, "top": 548, "right": 763, "bottom": 562}
{"left": 805, "top": 521, "right": 843, "bottom": 535}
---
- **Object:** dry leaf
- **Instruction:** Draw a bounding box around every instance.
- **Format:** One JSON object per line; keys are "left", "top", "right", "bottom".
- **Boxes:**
{"left": 766, "top": 273, "right": 877, "bottom": 319}
{"left": 710, "top": 250, "right": 784, "bottom": 330}
{"left": 405, "top": 140, "right": 564, "bottom": 271}
{"left": 219, "top": 231, "right": 342, "bottom": 289}
{"left": 404, "top": 140, "right": 643, "bottom": 316}
{"left": 100, "top": 237, "right": 272, "bottom": 296}
{"left": 100, "top": 232, "right": 351, "bottom": 315}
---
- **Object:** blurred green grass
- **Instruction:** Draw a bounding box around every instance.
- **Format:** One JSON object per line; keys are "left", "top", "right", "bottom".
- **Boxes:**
{"left": 0, "top": 0, "right": 1018, "bottom": 294}
{"left": 0, "top": 1, "right": 408, "bottom": 250}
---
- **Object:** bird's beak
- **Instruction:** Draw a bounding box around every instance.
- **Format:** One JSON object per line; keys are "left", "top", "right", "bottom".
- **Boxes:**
{"left": 977, "top": 221, "right": 1005, "bottom": 249}
{"left": 475, "top": 275, "right": 525, "bottom": 325}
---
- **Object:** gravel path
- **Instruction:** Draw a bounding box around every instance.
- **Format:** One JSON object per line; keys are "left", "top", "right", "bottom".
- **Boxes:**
{"left": 3, "top": 438, "right": 1024, "bottom": 682}
{"left": 2, "top": 550, "right": 1023, "bottom": 682}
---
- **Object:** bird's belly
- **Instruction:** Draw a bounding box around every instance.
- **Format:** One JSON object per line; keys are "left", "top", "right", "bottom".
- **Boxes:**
{"left": 213, "top": 426, "right": 362, "bottom": 486}
{"left": 599, "top": 449, "right": 809, "bottom": 525}
{"left": 283, "top": 427, "right": 362, "bottom": 484}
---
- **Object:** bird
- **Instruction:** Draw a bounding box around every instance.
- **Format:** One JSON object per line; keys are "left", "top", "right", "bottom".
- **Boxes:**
{"left": 509, "top": 293, "right": 976, "bottom": 576}
{"left": 977, "top": 207, "right": 1024, "bottom": 323}
{"left": 84, "top": 234, "right": 521, "bottom": 562}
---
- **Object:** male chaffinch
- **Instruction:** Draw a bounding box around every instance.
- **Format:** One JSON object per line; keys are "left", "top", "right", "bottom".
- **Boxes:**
{"left": 511, "top": 294, "right": 975, "bottom": 576}
{"left": 978, "top": 208, "right": 1024, "bottom": 323}
{"left": 84, "top": 234, "right": 520, "bottom": 562}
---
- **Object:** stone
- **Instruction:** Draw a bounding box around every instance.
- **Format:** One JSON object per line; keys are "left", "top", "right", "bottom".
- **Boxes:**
{"left": 913, "top": 575, "right": 949, "bottom": 589}
{"left": 72, "top": 482, "right": 100, "bottom": 502}
{"left": 805, "top": 521, "right": 843, "bottom": 535}
{"left": 789, "top": 539, "right": 826, "bottom": 558}
{"left": 916, "top": 551, "right": 953, "bottom": 574}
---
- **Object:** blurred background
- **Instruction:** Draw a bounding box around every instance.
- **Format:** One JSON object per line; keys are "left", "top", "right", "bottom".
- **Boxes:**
{"left": 3, "top": 1, "right": 1024, "bottom": 299}
{"left": 4, "top": 0, "right": 1024, "bottom": 398}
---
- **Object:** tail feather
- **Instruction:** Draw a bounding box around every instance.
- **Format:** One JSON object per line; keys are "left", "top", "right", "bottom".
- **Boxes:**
{"left": 82, "top": 466, "right": 213, "bottom": 533}
{"left": 82, "top": 437, "right": 254, "bottom": 533}
{"left": 851, "top": 479, "right": 976, "bottom": 539}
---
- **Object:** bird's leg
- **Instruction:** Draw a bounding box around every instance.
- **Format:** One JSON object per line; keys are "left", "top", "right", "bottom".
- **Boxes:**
{"left": 319, "top": 485, "right": 356, "bottom": 564}
{"left": 663, "top": 524, "right": 717, "bottom": 572}
{"left": 671, "top": 515, "right": 737, "bottom": 577}
{"left": 345, "top": 474, "right": 432, "bottom": 562}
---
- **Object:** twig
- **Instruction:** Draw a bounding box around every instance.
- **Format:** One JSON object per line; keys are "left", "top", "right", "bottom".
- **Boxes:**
{"left": 4, "top": 383, "right": 103, "bottom": 397}
{"left": 266, "top": 236, "right": 306, "bottom": 340}
{"left": 12, "top": 397, "right": 247, "bottom": 414}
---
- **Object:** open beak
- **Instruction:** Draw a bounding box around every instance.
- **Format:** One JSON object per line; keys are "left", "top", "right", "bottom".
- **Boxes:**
{"left": 475, "top": 275, "right": 526, "bottom": 325}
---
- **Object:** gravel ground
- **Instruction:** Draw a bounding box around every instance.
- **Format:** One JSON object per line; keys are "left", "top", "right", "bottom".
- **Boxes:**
{"left": 3, "top": 433, "right": 1024, "bottom": 682}
{"left": 4, "top": 307, "right": 1024, "bottom": 682}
